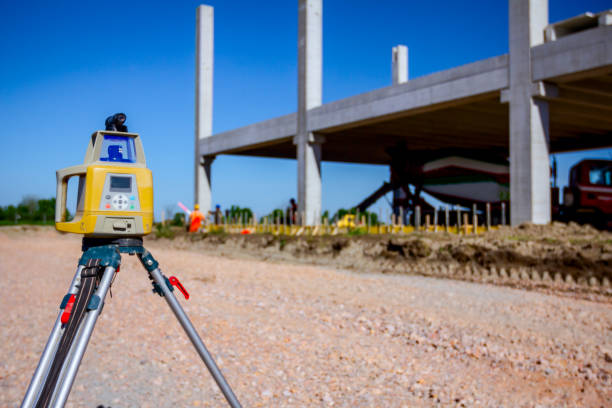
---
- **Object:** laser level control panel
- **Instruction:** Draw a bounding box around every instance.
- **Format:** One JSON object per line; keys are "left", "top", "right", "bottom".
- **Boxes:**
{"left": 99, "top": 174, "right": 141, "bottom": 211}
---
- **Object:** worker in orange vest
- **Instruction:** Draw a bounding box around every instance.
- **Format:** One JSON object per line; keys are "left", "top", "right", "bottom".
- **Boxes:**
{"left": 189, "top": 204, "right": 205, "bottom": 232}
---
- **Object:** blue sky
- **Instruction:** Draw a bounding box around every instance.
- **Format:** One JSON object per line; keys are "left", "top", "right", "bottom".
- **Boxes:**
{"left": 1, "top": 0, "right": 610, "bottom": 219}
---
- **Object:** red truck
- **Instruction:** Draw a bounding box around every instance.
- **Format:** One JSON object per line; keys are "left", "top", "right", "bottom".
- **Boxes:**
{"left": 556, "top": 159, "right": 612, "bottom": 229}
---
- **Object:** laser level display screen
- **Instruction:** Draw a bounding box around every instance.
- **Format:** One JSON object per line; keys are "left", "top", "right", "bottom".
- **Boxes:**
{"left": 110, "top": 176, "right": 132, "bottom": 191}
{"left": 99, "top": 135, "right": 136, "bottom": 163}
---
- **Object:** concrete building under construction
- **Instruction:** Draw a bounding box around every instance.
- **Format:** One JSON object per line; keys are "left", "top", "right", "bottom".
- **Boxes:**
{"left": 194, "top": 0, "right": 612, "bottom": 226}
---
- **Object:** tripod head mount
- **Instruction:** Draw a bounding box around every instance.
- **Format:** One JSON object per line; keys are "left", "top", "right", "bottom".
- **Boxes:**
{"left": 55, "top": 129, "right": 154, "bottom": 237}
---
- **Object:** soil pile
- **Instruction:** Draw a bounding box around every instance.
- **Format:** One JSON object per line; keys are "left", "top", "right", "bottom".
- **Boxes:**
{"left": 151, "top": 222, "right": 612, "bottom": 300}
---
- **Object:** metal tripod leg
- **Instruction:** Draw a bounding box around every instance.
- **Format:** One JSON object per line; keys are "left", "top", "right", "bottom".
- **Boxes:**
{"left": 140, "top": 251, "right": 242, "bottom": 408}
{"left": 47, "top": 265, "right": 116, "bottom": 408}
{"left": 21, "top": 266, "right": 84, "bottom": 408}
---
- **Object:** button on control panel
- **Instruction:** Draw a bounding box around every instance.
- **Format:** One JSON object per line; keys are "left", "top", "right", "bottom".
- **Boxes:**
{"left": 111, "top": 194, "right": 129, "bottom": 210}
{"left": 99, "top": 174, "right": 141, "bottom": 211}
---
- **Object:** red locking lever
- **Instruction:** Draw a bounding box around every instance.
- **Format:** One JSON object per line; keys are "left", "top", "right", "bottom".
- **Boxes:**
{"left": 61, "top": 294, "right": 76, "bottom": 324}
{"left": 169, "top": 276, "right": 189, "bottom": 300}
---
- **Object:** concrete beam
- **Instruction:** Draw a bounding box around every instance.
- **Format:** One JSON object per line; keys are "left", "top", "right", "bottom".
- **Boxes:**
{"left": 544, "top": 10, "right": 611, "bottom": 42}
{"left": 392, "top": 45, "right": 408, "bottom": 85}
{"left": 533, "top": 25, "right": 612, "bottom": 81}
{"left": 508, "top": 0, "right": 551, "bottom": 226}
{"left": 195, "top": 5, "right": 214, "bottom": 213}
{"left": 309, "top": 55, "right": 508, "bottom": 132}
{"left": 297, "top": 0, "right": 322, "bottom": 225}
{"left": 199, "top": 113, "right": 296, "bottom": 155}
{"left": 198, "top": 56, "right": 509, "bottom": 158}
{"left": 500, "top": 80, "right": 558, "bottom": 102}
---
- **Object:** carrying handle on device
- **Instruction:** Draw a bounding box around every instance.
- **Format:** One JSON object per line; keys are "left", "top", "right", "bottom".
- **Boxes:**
{"left": 55, "top": 166, "right": 87, "bottom": 223}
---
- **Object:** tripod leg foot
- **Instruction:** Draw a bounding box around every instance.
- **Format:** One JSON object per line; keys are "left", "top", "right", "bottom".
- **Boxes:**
{"left": 139, "top": 249, "right": 241, "bottom": 408}
{"left": 21, "top": 266, "right": 84, "bottom": 408}
{"left": 49, "top": 265, "right": 117, "bottom": 408}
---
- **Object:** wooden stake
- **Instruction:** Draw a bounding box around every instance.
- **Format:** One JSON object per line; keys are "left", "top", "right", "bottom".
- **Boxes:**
{"left": 456, "top": 208, "right": 461, "bottom": 234}
{"left": 433, "top": 209, "right": 439, "bottom": 232}
{"left": 445, "top": 206, "right": 450, "bottom": 233}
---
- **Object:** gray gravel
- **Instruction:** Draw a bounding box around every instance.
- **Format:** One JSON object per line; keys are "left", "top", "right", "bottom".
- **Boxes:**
{"left": 1, "top": 227, "right": 611, "bottom": 407}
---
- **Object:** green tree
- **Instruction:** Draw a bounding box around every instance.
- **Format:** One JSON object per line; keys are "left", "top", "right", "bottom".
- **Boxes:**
{"left": 36, "top": 198, "right": 55, "bottom": 223}
{"left": 17, "top": 203, "right": 31, "bottom": 221}
{"left": 171, "top": 212, "right": 185, "bottom": 226}
{"left": 260, "top": 208, "right": 285, "bottom": 224}
{"left": 321, "top": 210, "right": 330, "bottom": 223}
{"left": 227, "top": 205, "right": 253, "bottom": 223}
{"left": 0, "top": 198, "right": 61, "bottom": 224}
{"left": 5, "top": 205, "right": 17, "bottom": 222}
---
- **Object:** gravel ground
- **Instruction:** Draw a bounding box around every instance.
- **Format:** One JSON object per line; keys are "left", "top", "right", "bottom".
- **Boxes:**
{"left": 1, "top": 227, "right": 611, "bottom": 407}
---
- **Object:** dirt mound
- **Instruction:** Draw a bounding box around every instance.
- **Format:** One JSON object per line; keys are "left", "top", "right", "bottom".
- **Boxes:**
{"left": 148, "top": 223, "right": 612, "bottom": 300}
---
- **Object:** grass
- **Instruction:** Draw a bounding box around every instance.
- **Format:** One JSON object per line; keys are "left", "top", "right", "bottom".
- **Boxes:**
{"left": 569, "top": 238, "right": 590, "bottom": 245}
{"left": 207, "top": 227, "right": 227, "bottom": 235}
{"left": 154, "top": 223, "right": 175, "bottom": 239}
{"left": 506, "top": 235, "right": 531, "bottom": 242}
{"left": 347, "top": 227, "right": 368, "bottom": 236}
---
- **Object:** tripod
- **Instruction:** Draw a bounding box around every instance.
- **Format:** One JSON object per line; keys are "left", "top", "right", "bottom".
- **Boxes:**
{"left": 21, "top": 237, "right": 242, "bottom": 408}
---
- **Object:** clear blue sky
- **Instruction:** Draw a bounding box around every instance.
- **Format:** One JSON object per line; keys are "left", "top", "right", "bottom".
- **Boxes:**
{"left": 1, "top": 0, "right": 610, "bottom": 219}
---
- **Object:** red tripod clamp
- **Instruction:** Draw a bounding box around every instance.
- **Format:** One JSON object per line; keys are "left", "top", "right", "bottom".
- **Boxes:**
{"left": 169, "top": 276, "right": 189, "bottom": 300}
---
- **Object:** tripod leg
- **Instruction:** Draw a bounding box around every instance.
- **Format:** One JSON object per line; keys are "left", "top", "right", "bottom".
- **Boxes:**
{"left": 21, "top": 266, "right": 84, "bottom": 408}
{"left": 139, "top": 251, "right": 242, "bottom": 408}
{"left": 48, "top": 265, "right": 117, "bottom": 408}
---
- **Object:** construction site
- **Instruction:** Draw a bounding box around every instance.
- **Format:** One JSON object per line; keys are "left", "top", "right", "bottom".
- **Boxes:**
{"left": 195, "top": 0, "right": 612, "bottom": 230}
{"left": 2, "top": 0, "right": 612, "bottom": 407}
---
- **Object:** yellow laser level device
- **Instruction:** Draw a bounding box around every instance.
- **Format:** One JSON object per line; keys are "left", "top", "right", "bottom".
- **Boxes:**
{"left": 55, "top": 130, "right": 153, "bottom": 237}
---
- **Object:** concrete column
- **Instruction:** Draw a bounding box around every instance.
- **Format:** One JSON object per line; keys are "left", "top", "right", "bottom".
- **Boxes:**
{"left": 392, "top": 45, "right": 408, "bottom": 85}
{"left": 296, "top": 0, "right": 322, "bottom": 225}
{"left": 195, "top": 5, "right": 214, "bottom": 213}
{"left": 198, "top": 155, "right": 215, "bottom": 213}
{"left": 508, "top": 0, "right": 551, "bottom": 225}
{"left": 297, "top": 136, "right": 322, "bottom": 225}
